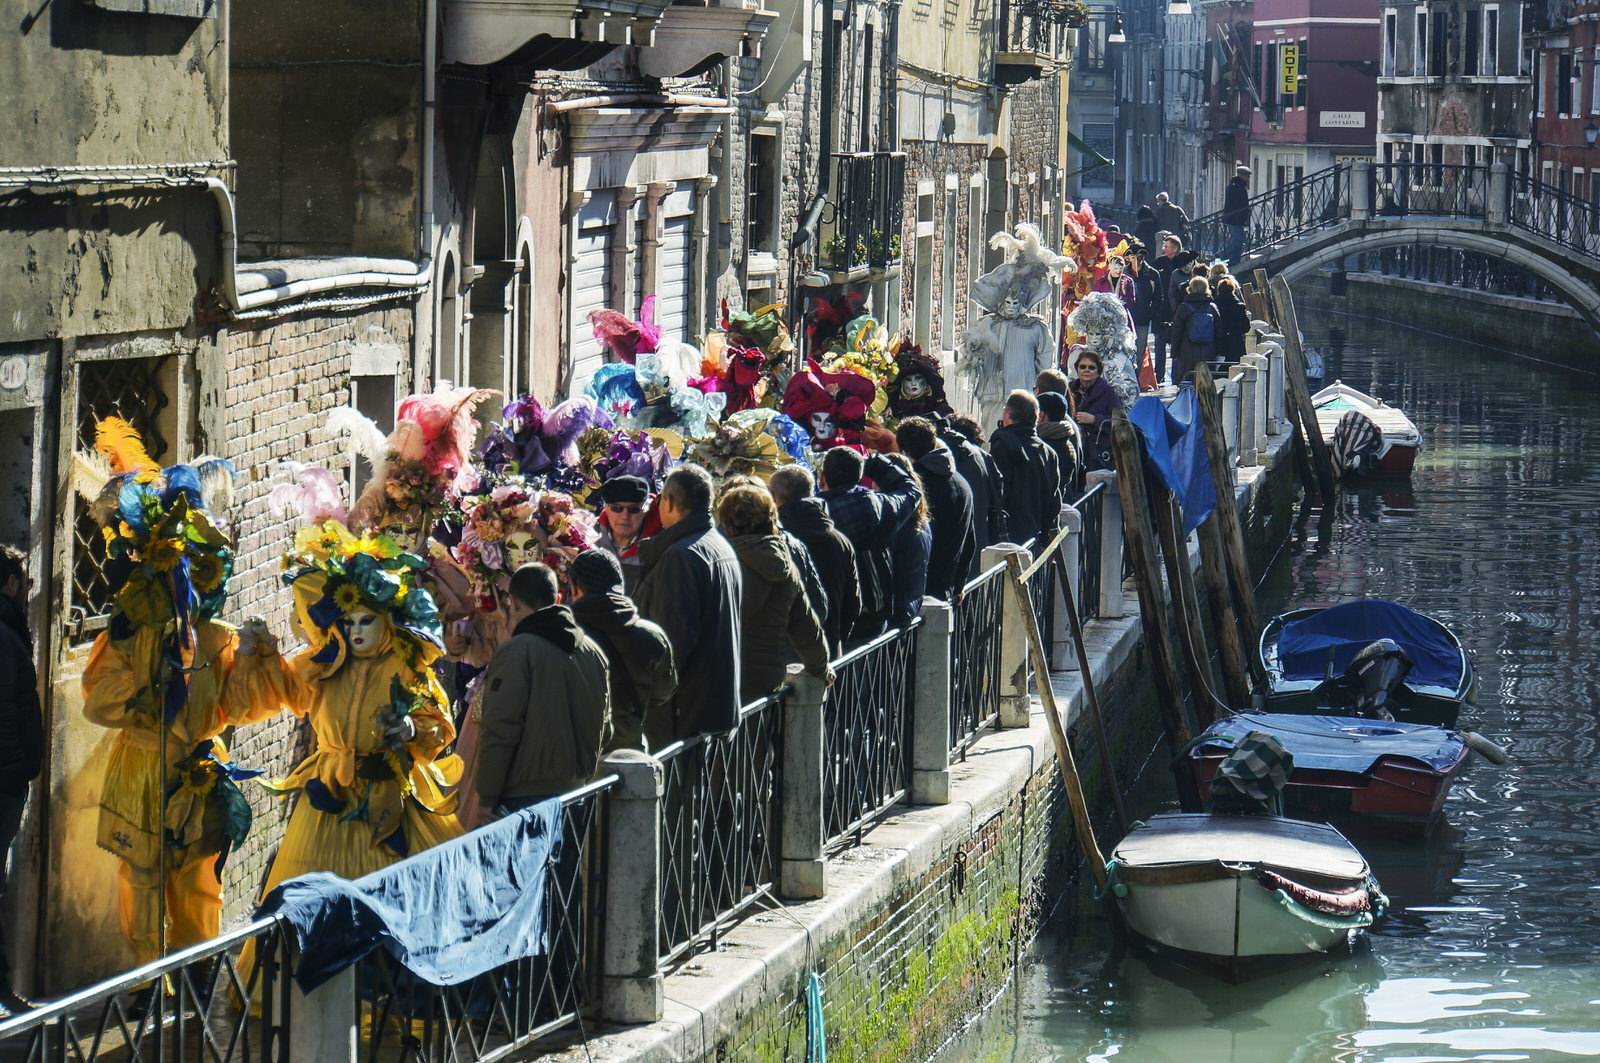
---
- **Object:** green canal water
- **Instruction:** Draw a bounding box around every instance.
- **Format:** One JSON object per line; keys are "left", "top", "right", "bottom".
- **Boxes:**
{"left": 933, "top": 312, "right": 1600, "bottom": 1062}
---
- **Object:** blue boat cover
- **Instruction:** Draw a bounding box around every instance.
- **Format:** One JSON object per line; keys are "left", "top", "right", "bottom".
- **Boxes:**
{"left": 1196, "top": 713, "right": 1466, "bottom": 775}
{"left": 1276, "top": 599, "right": 1463, "bottom": 689}
{"left": 258, "top": 798, "right": 561, "bottom": 991}
{"left": 1129, "top": 387, "right": 1217, "bottom": 536}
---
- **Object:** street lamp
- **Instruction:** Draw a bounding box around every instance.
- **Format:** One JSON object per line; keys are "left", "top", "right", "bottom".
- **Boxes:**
{"left": 1168, "top": 0, "right": 1191, "bottom": 15}
{"left": 1586, "top": 122, "right": 1599, "bottom": 148}
{"left": 1108, "top": 11, "right": 1126, "bottom": 43}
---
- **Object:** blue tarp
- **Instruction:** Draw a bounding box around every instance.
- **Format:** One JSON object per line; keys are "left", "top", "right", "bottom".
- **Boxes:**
{"left": 1128, "top": 387, "right": 1217, "bottom": 536}
{"left": 1276, "top": 599, "right": 1463, "bottom": 689}
{"left": 1196, "top": 713, "right": 1466, "bottom": 775}
{"left": 258, "top": 798, "right": 562, "bottom": 991}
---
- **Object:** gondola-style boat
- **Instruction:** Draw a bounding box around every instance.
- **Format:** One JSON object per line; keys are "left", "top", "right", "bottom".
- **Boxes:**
{"left": 1185, "top": 713, "right": 1470, "bottom": 832}
{"left": 1312, "top": 380, "right": 1421, "bottom": 476}
{"left": 1259, "top": 599, "right": 1477, "bottom": 728}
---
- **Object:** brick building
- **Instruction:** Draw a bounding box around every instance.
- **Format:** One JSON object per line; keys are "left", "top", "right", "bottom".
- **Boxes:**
{"left": 1527, "top": 0, "right": 1600, "bottom": 203}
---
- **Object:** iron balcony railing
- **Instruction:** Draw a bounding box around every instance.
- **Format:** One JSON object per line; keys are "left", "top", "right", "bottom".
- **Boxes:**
{"left": 824, "top": 622, "right": 920, "bottom": 848}
{"left": 0, "top": 917, "right": 292, "bottom": 1063}
{"left": 1188, "top": 162, "right": 1352, "bottom": 261}
{"left": 823, "top": 151, "right": 907, "bottom": 273}
{"left": 655, "top": 691, "right": 785, "bottom": 963}
{"left": 355, "top": 777, "right": 614, "bottom": 1063}
{"left": 949, "top": 562, "right": 1006, "bottom": 758}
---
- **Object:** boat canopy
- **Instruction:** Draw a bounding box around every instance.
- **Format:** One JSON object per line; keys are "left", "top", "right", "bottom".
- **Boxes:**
{"left": 1277, "top": 600, "right": 1462, "bottom": 689}
{"left": 1198, "top": 714, "right": 1467, "bottom": 775}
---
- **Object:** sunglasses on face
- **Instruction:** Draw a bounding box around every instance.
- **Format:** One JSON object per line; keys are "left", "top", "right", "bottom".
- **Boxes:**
{"left": 607, "top": 504, "right": 644, "bottom": 515}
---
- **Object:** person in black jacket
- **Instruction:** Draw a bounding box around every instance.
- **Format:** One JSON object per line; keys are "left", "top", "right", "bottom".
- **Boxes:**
{"left": 1222, "top": 164, "right": 1251, "bottom": 265}
{"left": 818, "top": 449, "right": 923, "bottom": 645}
{"left": 1214, "top": 274, "right": 1251, "bottom": 364}
{"left": 1126, "top": 246, "right": 1160, "bottom": 381}
{"left": 1171, "top": 276, "right": 1222, "bottom": 385}
{"left": 1132, "top": 205, "right": 1159, "bottom": 259}
{"left": 569, "top": 549, "right": 678, "bottom": 753}
{"left": 988, "top": 391, "right": 1062, "bottom": 548}
{"left": 936, "top": 415, "right": 1007, "bottom": 568}
{"left": 895, "top": 418, "right": 977, "bottom": 603}
{"left": 0, "top": 546, "right": 43, "bottom": 1012}
{"left": 769, "top": 464, "right": 861, "bottom": 656}
{"left": 1035, "top": 392, "right": 1084, "bottom": 501}
{"left": 1149, "top": 235, "right": 1188, "bottom": 385}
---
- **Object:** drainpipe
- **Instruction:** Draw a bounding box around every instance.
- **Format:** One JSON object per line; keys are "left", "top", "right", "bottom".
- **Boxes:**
{"left": 788, "top": 0, "right": 836, "bottom": 343}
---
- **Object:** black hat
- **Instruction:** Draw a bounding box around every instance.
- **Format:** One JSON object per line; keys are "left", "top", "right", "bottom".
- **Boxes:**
{"left": 1037, "top": 391, "right": 1070, "bottom": 423}
{"left": 571, "top": 548, "right": 624, "bottom": 593}
{"left": 599, "top": 475, "right": 649, "bottom": 505}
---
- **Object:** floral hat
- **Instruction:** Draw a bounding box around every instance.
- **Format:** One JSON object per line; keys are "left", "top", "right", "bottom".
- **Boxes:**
{"left": 71, "top": 418, "right": 238, "bottom": 643}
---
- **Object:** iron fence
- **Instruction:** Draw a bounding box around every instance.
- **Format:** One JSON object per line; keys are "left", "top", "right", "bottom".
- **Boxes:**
{"left": 0, "top": 918, "right": 291, "bottom": 1063}
{"left": 1370, "top": 162, "right": 1490, "bottom": 220}
{"left": 824, "top": 623, "right": 919, "bottom": 847}
{"left": 824, "top": 152, "right": 907, "bottom": 273}
{"left": 1188, "top": 163, "right": 1351, "bottom": 260}
{"left": 1509, "top": 172, "right": 1600, "bottom": 259}
{"left": 656, "top": 693, "right": 784, "bottom": 963}
{"left": 949, "top": 563, "right": 1005, "bottom": 757}
{"left": 1350, "top": 246, "right": 1565, "bottom": 302}
{"left": 1074, "top": 480, "right": 1105, "bottom": 621}
{"left": 356, "top": 778, "right": 614, "bottom": 1063}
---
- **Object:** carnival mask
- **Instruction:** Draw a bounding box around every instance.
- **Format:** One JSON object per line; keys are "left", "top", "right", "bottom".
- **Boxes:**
{"left": 900, "top": 372, "right": 929, "bottom": 400}
{"left": 347, "top": 608, "right": 387, "bottom": 657}
{"left": 504, "top": 530, "right": 537, "bottom": 570}
{"left": 808, "top": 410, "right": 837, "bottom": 442}
{"left": 999, "top": 291, "right": 1023, "bottom": 319}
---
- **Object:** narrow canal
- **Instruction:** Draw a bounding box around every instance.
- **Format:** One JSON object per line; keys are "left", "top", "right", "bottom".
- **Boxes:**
{"left": 933, "top": 309, "right": 1600, "bottom": 1061}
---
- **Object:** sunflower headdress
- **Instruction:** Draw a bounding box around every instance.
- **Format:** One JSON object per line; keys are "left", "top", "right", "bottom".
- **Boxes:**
{"left": 71, "top": 418, "right": 238, "bottom": 642}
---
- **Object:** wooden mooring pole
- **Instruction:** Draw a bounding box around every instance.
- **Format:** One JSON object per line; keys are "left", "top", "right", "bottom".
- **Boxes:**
{"left": 1192, "top": 363, "right": 1263, "bottom": 655}
{"left": 1049, "top": 543, "right": 1129, "bottom": 834}
{"left": 1195, "top": 514, "right": 1254, "bottom": 710}
{"left": 1152, "top": 494, "right": 1218, "bottom": 728}
{"left": 1270, "top": 275, "right": 1338, "bottom": 501}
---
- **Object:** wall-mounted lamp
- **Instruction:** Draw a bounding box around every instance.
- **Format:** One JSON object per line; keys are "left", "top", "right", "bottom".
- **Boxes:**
{"left": 1586, "top": 122, "right": 1599, "bottom": 148}
{"left": 1108, "top": 12, "right": 1126, "bottom": 43}
{"left": 1168, "top": 0, "right": 1192, "bottom": 15}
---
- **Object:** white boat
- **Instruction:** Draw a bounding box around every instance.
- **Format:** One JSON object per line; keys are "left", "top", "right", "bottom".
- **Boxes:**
{"left": 1311, "top": 380, "right": 1421, "bottom": 475}
{"left": 1110, "top": 813, "right": 1385, "bottom": 980}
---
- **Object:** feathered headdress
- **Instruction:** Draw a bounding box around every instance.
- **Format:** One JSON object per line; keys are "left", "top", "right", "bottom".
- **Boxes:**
{"left": 589, "top": 294, "right": 663, "bottom": 365}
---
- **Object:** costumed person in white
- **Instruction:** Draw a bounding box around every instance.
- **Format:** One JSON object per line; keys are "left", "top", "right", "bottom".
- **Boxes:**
{"left": 962, "top": 224, "right": 1074, "bottom": 433}
{"left": 1066, "top": 291, "right": 1142, "bottom": 409}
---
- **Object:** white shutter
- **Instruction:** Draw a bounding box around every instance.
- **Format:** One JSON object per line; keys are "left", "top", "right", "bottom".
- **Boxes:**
{"left": 568, "top": 193, "right": 615, "bottom": 395}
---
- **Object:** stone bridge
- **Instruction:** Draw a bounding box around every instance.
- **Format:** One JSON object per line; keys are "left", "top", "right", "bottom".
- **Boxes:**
{"left": 1187, "top": 161, "right": 1600, "bottom": 335}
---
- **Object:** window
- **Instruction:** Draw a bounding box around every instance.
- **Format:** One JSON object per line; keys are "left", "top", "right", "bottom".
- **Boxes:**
{"left": 1431, "top": 10, "right": 1448, "bottom": 76}
{"left": 1430, "top": 142, "right": 1444, "bottom": 186}
{"left": 1592, "top": 46, "right": 1599, "bottom": 114}
{"left": 1558, "top": 52, "right": 1573, "bottom": 115}
{"left": 1384, "top": 13, "right": 1397, "bottom": 77}
{"left": 1533, "top": 50, "right": 1543, "bottom": 114}
{"left": 1483, "top": 6, "right": 1498, "bottom": 76}
{"left": 1590, "top": 173, "right": 1600, "bottom": 234}
{"left": 1415, "top": 11, "right": 1428, "bottom": 76}
{"left": 1463, "top": 144, "right": 1477, "bottom": 168}
{"left": 1254, "top": 42, "right": 1264, "bottom": 109}
{"left": 1465, "top": 10, "right": 1480, "bottom": 75}
{"left": 1297, "top": 38, "right": 1308, "bottom": 107}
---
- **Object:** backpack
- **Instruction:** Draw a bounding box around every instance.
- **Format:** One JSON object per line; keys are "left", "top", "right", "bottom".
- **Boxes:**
{"left": 1186, "top": 302, "right": 1216, "bottom": 345}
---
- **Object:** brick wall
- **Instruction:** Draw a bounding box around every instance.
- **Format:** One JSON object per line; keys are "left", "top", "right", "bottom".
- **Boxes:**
{"left": 216, "top": 302, "right": 416, "bottom": 919}
{"left": 899, "top": 141, "right": 987, "bottom": 352}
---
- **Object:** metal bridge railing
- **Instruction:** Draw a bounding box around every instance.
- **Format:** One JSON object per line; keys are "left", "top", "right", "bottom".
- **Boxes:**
{"left": 1074, "top": 480, "right": 1106, "bottom": 621}
{"left": 0, "top": 918, "right": 292, "bottom": 1063}
{"left": 1371, "top": 162, "right": 1490, "bottom": 220}
{"left": 355, "top": 778, "right": 614, "bottom": 1062}
{"left": 1188, "top": 162, "right": 1352, "bottom": 260}
{"left": 949, "top": 563, "right": 1005, "bottom": 758}
{"left": 655, "top": 692, "right": 784, "bottom": 964}
{"left": 824, "top": 622, "right": 920, "bottom": 848}
{"left": 1510, "top": 172, "right": 1600, "bottom": 260}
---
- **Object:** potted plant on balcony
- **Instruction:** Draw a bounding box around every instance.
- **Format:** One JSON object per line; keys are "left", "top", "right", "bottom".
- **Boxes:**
{"left": 869, "top": 230, "right": 903, "bottom": 262}
{"left": 1059, "top": 0, "right": 1090, "bottom": 26}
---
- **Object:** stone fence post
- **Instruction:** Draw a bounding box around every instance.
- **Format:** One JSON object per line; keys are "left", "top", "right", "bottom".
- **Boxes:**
{"left": 1265, "top": 342, "right": 1287, "bottom": 433}
{"left": 911, "top": 597, "right": 953, "bottom": 805}
{"left": 1236, "top": 363, "right": 1259, "bottom": 466}
{"left": 983, "top": 543, "right": 1033, "bottom": 727}
{"left": 1053, "top": 504, "right": 1082, "bottom": 671}
{"left": 1087, "top": 469, "right": 1125, "bottom": 619}
{"left": 1222, "top": 371, "right": 1242, "bottom": 464}
{"left": 1351, "top": 159, "right": 1371, "bottom": 221}
{"left": 780, "top": 666, "right": 827, "bottom": 899}
{"left": 1487, "top": 162, "right": 1509, "bottom": 225}
{"left": 601, "top": 750, "right": 664, "bottom": 1024}
{"left": 1243, "top": 353, "right": 1269, "bottom": 457}
{"left": 286, "top": 946, "right": 356, "bottom": 1063}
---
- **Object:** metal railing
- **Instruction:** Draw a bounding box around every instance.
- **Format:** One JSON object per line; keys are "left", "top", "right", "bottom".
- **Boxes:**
{"left": 0, "top": 918, "right": 291, "bottom": 1063}
{"left": 356, "top": 778, "right": 614, "bottom": 1063}
{"left": 1510, "top": 171, "right": 1600, "bottom": 259}
{"left": 949, "top": 563, "right": 1006, "bottom": 757}
{"left": 1074, "top": 481, "right": 1105, "bottom": 620}
{"left": 655, "top": 692, "right": 785, "bottom": 963}
{"left": 1371, "top": 162, "right": 1489, "bottom": 220}
{"left": 824, "top": 622, "right": 919, "bottom": 847}
{"left": 1188, "top": 162, "right": 1352, "bottom": 260}
{"left": 1350, "top": 246, "right": 1566, "bottom": 302}
{"left": 823, "top": 151, "right": 907, "bottom": 273}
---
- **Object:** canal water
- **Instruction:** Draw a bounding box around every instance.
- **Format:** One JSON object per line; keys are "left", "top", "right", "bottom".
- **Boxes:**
{"left": 933, "top": 310, "right": 1600, "bottom": 1062}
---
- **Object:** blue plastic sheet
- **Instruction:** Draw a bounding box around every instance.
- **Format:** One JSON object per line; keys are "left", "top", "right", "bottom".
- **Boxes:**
{"left": 258, "top": 799, "right": 562, "bottom": 991}
{"left": 1276, "top": 599, "right": 1463, "bottom": 689}
{"left": 1128, "top": 387, "right": 1217, "bottom": 536}
{"left": 1196, "top": 713, "right": 1466, "bottom": 775}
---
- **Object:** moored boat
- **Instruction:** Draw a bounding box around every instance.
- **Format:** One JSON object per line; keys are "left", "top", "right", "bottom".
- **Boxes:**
{"left": 1259, "top": 599, "right": 1477, "bottom": 728}
{"left": 1109, "top": 813, "right": 1386, "bottom": 982}
{"left": 1312, "top": 380, "right": 1421, "bottom": 476}
{"left": 1185, "top": 713, "right": 1471, "bottom": 833}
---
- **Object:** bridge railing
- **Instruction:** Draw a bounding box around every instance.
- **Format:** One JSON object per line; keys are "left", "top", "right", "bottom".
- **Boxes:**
{"left": 1371, "top": 162, "right": 1490, "bottom": 220}
{"left": 1188, "top": 163, "right": 1352, "bottom": 260}
{"left": 1509, "top": 172, "right": 1600, "bottom": 260}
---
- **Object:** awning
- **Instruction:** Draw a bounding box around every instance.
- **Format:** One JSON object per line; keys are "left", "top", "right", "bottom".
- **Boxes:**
{"left": 1065, "top": 130, "right": 1114, "bottom": 178}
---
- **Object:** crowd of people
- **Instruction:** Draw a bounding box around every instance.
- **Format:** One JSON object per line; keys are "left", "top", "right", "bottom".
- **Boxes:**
{"left": 0, "top": 206, "right": 1259, "bottom": 1008}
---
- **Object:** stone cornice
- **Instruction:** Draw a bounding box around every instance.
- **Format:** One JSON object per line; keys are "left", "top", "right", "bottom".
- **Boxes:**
{"left": 638, "top": 0, "right": 779, "bottom": 78}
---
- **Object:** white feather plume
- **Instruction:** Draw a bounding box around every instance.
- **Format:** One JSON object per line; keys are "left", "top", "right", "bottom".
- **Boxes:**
{"left": 327, "top": 406, "right": 389, "bottom": 472}
{"left": 988, "top": 223, "right": 1073, "bottom": 273}
{"left": 190, "top": 456, "right": 238, "bottom": 521}
{"left": 71, "top": 450, "right": 113, "bottom": 503}
{"left": 268, "top": 463, "right": 350, "bottom": 526}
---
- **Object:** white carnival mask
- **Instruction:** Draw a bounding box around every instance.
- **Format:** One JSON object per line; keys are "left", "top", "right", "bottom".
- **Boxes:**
{"left": 347, "top": 608, "right": 385, "bottom": 656}
{"left": 503, "top": 529, "right": 537, "bottom": 570}
{"left": 900, "top": 372, "right": 929, "bottom": 400}
{"left": 809, "top": 410, "right": 836, "bottom": 441}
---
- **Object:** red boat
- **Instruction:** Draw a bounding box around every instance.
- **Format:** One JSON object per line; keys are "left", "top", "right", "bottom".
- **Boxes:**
{"left": 1186, "top": 713, "right": 1471, "bottom": 833}
{"left": 1312, "top": 381, "right": 1421, "bottom": 476}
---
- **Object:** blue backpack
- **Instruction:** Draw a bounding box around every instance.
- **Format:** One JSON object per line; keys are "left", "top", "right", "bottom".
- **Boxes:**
{"left": 1186, "top": 302, "right": 1216, "bottom": 345}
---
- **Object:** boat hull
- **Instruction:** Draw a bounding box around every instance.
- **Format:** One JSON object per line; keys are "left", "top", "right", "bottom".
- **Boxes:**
{"left": 1313, "top": 380, "right": 1421, "bottom": 478}
{"left": 1188, "top": 749, "right": 1468, "bottom": 832}
{"left": 1117, "top": 869, "right": 1356, "bottom": 961}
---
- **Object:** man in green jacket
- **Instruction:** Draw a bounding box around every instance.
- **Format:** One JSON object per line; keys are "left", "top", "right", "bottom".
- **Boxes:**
{"left": 476, "top": 563, "right": 612, "bottom": 816}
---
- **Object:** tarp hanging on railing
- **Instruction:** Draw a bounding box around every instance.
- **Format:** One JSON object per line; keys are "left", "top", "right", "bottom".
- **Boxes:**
{"left": 258, "top": 799, "right": 561, "bottom": 991}
{"left": 1128, "top": 387, "right": 1217, "bottom": 535}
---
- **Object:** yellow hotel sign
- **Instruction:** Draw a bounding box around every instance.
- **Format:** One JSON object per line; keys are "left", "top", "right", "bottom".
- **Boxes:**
{"left": 1281, "top": 45, "right": 1299, "bottom": 95}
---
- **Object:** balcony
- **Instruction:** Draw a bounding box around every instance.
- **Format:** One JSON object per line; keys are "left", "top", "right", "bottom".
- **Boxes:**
{"left": 444, "top": 0, "right": 678, "bottom": 65}
{"left": 812, "top": 151, "right": 907, "bottom": 284}
{"left": 639, "top": 0, "right": 778, "bottom": 78}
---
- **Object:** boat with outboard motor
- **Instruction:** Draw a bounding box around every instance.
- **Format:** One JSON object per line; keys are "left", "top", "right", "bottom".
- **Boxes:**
{"left": 1259, "top": 599, "right": 1477, "bottom": 728}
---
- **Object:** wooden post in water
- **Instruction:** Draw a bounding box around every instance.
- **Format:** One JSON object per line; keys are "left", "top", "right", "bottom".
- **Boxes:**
{"left": 1270, "top": 275, "right": 1337, "bottom": 501}
{"left": 1153, "top": 494, "right": 1217, "bottom": 728}
{"left": 1252, "top": 269, "right": 1276, "bottom": 326}
{"left": 1192, "top": 363, "right": 1263, "bottom": 651}
{"left": 1196, "top": 515, "right": 1253, "bottom": 710}
{"left": 1050, "top": 542, "right": 1129, "bottom": 834}
{"left": 1004, "top": 551, "right": 1108, "bottom": 890}
{"left": 1108, "top": 413, "right": 1195, "bottom": 769}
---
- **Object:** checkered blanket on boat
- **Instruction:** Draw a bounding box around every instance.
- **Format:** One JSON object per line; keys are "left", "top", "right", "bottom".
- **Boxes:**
{"left": 1209, "top": 729, "right": 1295, "bottom": 815}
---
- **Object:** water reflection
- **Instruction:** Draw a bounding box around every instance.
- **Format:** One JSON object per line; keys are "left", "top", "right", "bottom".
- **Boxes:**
{"left": 936, "top": 315, "right": 1600, "bottom": 1062}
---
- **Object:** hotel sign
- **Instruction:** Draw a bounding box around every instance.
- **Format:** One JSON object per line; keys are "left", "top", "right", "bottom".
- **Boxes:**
{"left": 1320, "top": 110, "right": 1367, "bottom": 128}
{"left": 1280, "top": 45, "right": 1298, "bottom": 95}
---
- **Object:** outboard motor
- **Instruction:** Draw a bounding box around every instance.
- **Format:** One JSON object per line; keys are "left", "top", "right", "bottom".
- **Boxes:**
{"left": 1340, "top": 638, "right": 1413, "bottom": 720}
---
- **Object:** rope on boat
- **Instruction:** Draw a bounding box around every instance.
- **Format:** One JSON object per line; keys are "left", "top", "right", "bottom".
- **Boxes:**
{"left": 1269, "top": 890, "right": 1378, "bottom": 931}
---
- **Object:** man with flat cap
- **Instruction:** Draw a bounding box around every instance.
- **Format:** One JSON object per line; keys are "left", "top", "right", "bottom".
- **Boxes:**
{"left": 594, "top": 475, "right": 652, "bottom": 594}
